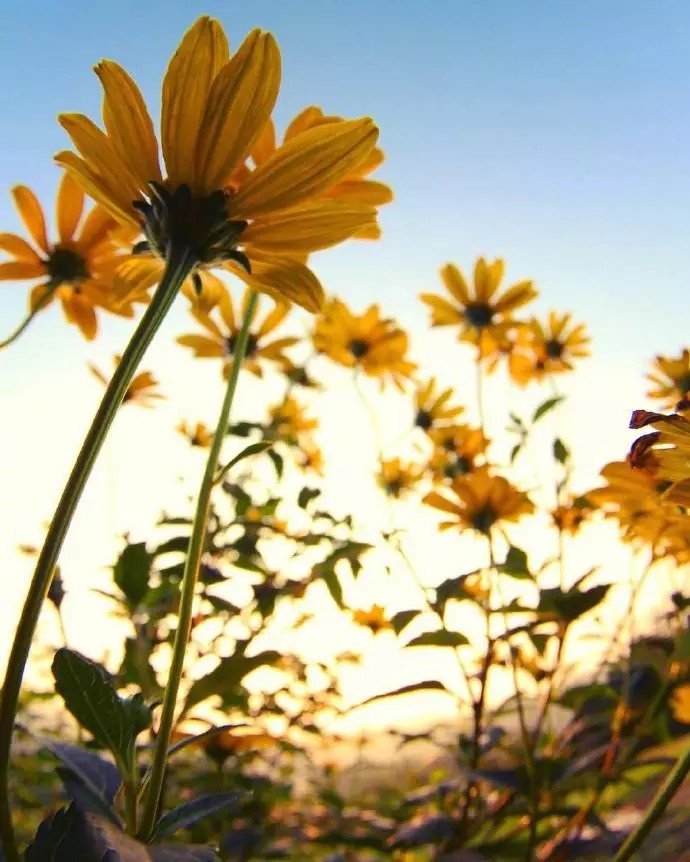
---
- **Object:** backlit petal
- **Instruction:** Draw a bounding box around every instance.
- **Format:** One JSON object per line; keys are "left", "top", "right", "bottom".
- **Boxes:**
{"left": 231, "top": 256, "right": 324, "bottom": 312}
{"left": 56, "top": 172, "right": 85, "bottom": 242}
{"left": 11, "top": 186, "right": 49, "bottom": 253}
{"left": 0, "top": 233, "right": 42, "bottom": 263}
{"left": 0, "top": 260, "right": 46, "bottom": 280}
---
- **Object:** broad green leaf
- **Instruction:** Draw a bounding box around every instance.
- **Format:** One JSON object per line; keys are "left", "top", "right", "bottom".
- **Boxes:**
{"left": 183, "top": 650, "right": 281, "bottom": 713}
{"left": 150, "top": 793, "right": 243, "bottom": 840}
{"left": 215, "top": 442, "right": 271, "bottom": 484}
{"left": 533, "top": 395, "right": 564, "bottom": 423}
{"left": 391, "top": 609, "right": 420, "bottom": 636}
{"left": 113, "top": 542, "right": 151, "bottom": 609}
{"left": 405, "top": 630, "right": 469, "bottom": 648}
{"left": 500, "top": 546, "right": 531, "bottom": 579}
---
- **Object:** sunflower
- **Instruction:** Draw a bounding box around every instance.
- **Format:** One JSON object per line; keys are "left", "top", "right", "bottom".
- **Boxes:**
{"left": 0, "top": 174, "right": 132, "bottom": 340}
{"left": 312, "top": 297, "right": 416, "bottom": 388}
{"left": 414, "top": 378, "right": 464, "bottom": 431}
{"left": 508, "top": 312, "right": 590, "bottom": 386}
{"left": 352, "top": 605, "right": 392, "bottom": 634}
{"left": 55, "top": 16, "right": 381, "bottom": 313}
{"left": 268, "top": 395, "right": 318, "bottom": 444}
{"left": 377, "top": 458, "right": 424, "bottom": 498}
{"left": 177, "top": 420, "right": 213, "bottom": 448}
{"left": 423, "top": 468, "right": 533, "bottom": 535}
{"left": 178, "top": 286, "right": 298, "bottom": 378}
{"left": 428, "top": 425, "right": 489, "bottom": 482}
{"left": 88, "top": 355, "right": 163, "bottom": 407}
{"left": 646, "top": 350, "right": 690, "bottom": 408}
{"left": 420, "top": 257, "right": 537, "bottom": 356}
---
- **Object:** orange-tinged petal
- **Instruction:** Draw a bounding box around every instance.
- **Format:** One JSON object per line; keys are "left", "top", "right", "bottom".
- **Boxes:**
{"left": 113, "top": 255, "right": 163, "bottom": 304}
{"left": 419, "top": 293, "right": 464, "bottom": 326}
{"left": 324, "top": 179, "right": 393, "bottom": 206}
{"left": 251, "top": 119, "right": 276, "bottom": 166}
{"left": 231, "top": 256, "right": 324, "bottom": 313}
{"left": 161, "top": 16, "right": 230, "bottom": 189}
{"left": 177, "top": 334, "right": 225, "bottom": 357}
{"left": 352, "top": 221, "right": 382, "bottom": 241}
{"left": 441, "top": 263, "right": 470, "bottom": 305}
{"left": 0, "top": 233, "right": 42, "bottom": 263}
{"left": 284, "top": 106, "right": 324, "bottom": 140}
{"left": 196, "top": 31, "right": 281, "bottom": 194}
{"left": 95, "top": 60, "right": 162, "bottom": 189}
{"left": 423, "top": 491, "right": 461, "bottom": 517}
{"left": 61, "top": 293, "right": 98, "bottom": 340}
{"left": 55, "top": 151, "right": 134, "bottom": 227}
{"left": 256, "top": 297, "right": 289, "bottom": 337}
{"left": 78, "top": 205, "right": 118, "bottom": 248}
{"left": 56, "top": 172, "right": 85, "bottom": 242}
{"left": 29, "top": 282, "right": 56, "bottom": 310}
{"left": 494, "top": 280, "right": 537, "bottom": 314}
{"left": 11, "top": 186, "right": 49, "bottom": 253}
{"left": 0, "top": 260, "right": 46, "bottom": 280}
{"left": 229, "top": 118, "right": 379, "bottom": 219}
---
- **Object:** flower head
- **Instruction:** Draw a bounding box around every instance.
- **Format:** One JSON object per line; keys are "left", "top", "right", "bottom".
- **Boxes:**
{"left": 56, "top": 17, "right": 381, "bottom": 312}
{"left": 177, "top": 420, "right": 213, "bottom": 448}
{"left": 178, "top": 286, "right": 297, "bottom": 378}
{"left": 646, "top": 350, "right": 690, "bottom": 409}
{"left": 428, "top": 425, "right": 489, "bottom": 483}
{"left": 420, "top": 257, "right": 537, "bottom": 356}
{"left": 414, "top": 378, "right": 464, "bottom": 431}
{"left": 268, "top": 396, "right": 318, "bottom": 444}
{"left": 352, "top": 605, "right": 392, "bottom": 634}
{"left": 377, "top": 458, "right": 424, "bottom": 498}
{"left": 0, "top": 174, "right": 131, "bottom": 339}
{"left": 89, "top": 355, "right": 163, "bottom": 407}
{"left": 629, "top": 409, "right": 690, "bottom": 504}
{"left": 424, "top": 468, "right": 533, "bottom": 535}
{"left": 313, "top": 297, "right": 416, "bottom": 388}
{"left": 508, "top": 312, "right": 590, "bottom": 386}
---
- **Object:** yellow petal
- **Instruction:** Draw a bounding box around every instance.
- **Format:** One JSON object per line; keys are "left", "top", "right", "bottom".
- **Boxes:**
{"left": 161, "top": 16, "right": 229, "bottom": 189}
{"left": 113, "top": 255, "right": 163, "bottom": 304}
{"left": 177, "top": 334, "right": 225, "bottom": 358}
{"left": 324, "top": 179, "right": 393, "bottom": 206}
{"left": 231, "top": 256, "right": 324, "bottom": 313}
{"left": 284, "top": 106, "right": 324, "bottom": 140}
{"left": 95, "top": 60, "right": 162, "bottom": 189}
{"left": 0, "top": 233, "right": 42, "bottom": 263}
{"left": 61, "top": 292, "right": 98, "bottom": 340}
{"left": 251, "top": 119, "right": 276, "bottom": 166}
{"left": 56, "top": 172, "right": 85, "bottom": 242}
{"left": 256, "top": 297, "right": 289, "bottom": 337}
{"left": 12, "top": 186, "right": 49, "bottom": 253}
{"left": 441, "top": 263, "right": 470, "bottom": 305}
{"left": 196, "top": 31, "right": 281, "bottom": 195}
{"left": 55, "top": 151, "right": 132, "bottom": 227}
{"left": 0, "top": 260, "right": 46, "bottom": 280}
{"left": 29, "top": 282, "right": 56, "bottom": 311}
{"left": 243, "top": 201, "right": 377, "bottom": 254}
{"left": 78, "top": 205, "right": 118, "bottom": 248}
{"left": 229, "top": 119, "right": 379, "bottom": 219}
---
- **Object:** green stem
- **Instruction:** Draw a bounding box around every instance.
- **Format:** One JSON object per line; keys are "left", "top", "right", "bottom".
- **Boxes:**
{"left": 138, "top": 290, "right": 258, "bottom": 839}
{"left": 0, "top": 248, "right": 195, "bottom": 862}
{"left": 0, "top": 281, "right": 59, "bottom": 351}
{"left": 613, "top": 738, "right": 690, "bottom": 861}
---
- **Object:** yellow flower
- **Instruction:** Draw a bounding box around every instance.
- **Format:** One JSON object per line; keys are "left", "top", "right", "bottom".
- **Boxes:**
{"left": 312, "top": 297, "right": 416, "bottom": 388}
{"left": 178, "top": 286, "right": 298, "bottom": 378}
{"left": 629, "top": 409, "right": 690, "bottom": 503}
{"left": 0, "top": 174, "right": 132, "bottom": 340}
{"left": 428, "top": 425, "right": 489, "bottom": 482}
{"left": 671, "top": 684, "right": 690, "bottom": 724}
{"left": 647, "top": 350, "right": 690, "bottom": 408}
{"left": 298, "top": 444, "right": 325, "bottom": 476}
{"left": 88, "top": 355, "right": 163, "bottom": 407}
{"left": 268, "top": 396, "right": 318, "bottom": 443}
{"left": 377, "top": 458, "right": 424, "bottom": 498}
{"left": 352, "top": 605, "right": 392, "bottom": 634}
{"left": 508, "top": 312, "right": 590, "bottom": 386}
{"left": 551, "top": 500, "right": 594, "bottom": 535}
{"left": 420, "top": 257, "right": 537, "bottom": 356}
{"left": 414, "top": 378, "right": 464, "bottom": 431}
{"left": 177, "top": 420, "right": 213, "bottom": 448}
{"left": 55, "top": 17, "right": 381, "bottom": 312}
{"left": 424, "top": 468, "right": 533, "bottom": 535}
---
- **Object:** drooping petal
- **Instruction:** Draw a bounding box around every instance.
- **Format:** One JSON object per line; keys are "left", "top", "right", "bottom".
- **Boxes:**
{"left": 29, "top": 282, "right": 56, "bottom": 310}
{"left": 0, "top": 260, "right": 46, "bottom": 280}
{"left": 56, "top": 172, "right": 85, "bottom": 242}
{"left": 251, "top": 119, "right": 276, "bottom": 166}
{"left": 60, "top": 292, "right": 98, "bottom": 340}
{"left": 231, "top": 256, "right": 324, "bottom": 313}
{"left": 323, "top": 179, "right": 393, "bottom": 206}
{"left": 0, "top": 233, "right": 42, "bottom": 263}
{"left": 95, "top": 61, "right": 162, "bottom": 189}
{"left": 256, "top": 297, "right": 289, "bottom": 337}
{"left": 11, "top": 186, "right": 49, "bottom": 253}
{"left": 176, "top": 334, "right": 225, "bottom": 357}
{"left": 161, "top": 16, "right": 230, "bottom": 189}
{"left": 196, "top": 31, "right": 281, "bottom": 194}
{"left": 78, "top": 204, "right": 119, "bottom": 248}
{"left": 229, "top": 119, "right": 379, "bottom": 219}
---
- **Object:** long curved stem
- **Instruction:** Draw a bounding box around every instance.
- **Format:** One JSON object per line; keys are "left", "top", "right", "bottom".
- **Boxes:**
{"left": 0, "top": 281, "right": 59, "bottom": 350}
{"left": 0, "top": 248, "right": 195, "bottom": 862}
{"left": 138, "top": 291, "right": 258, "bottom": 839}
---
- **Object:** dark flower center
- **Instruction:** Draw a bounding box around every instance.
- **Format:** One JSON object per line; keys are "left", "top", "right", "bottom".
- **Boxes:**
{"left": 415, "top": 409, "right": 432, "bottom": 430}
{"left": 349, "top": 338, "right": 370, "bottom": 358}
{"left": 545, "top": 339, "right": 564, "bottom": 359}
{"left": 464, "top": 302, "right": 494, "bottom": 329}
{"left": 133, "top": 182, "right": 249, "bottom": 271}
{"left": 444, "top": 456, "right": 472, "bottom": 480}
{"left": 675, "top": 373, "right": 690, "bottom": 395}
{"left": 45, "top": 246, "right": 89, "bottom": 286}
{"left": 227, "top": 332, "right": 258, "bottom": 357}
{"left": 471, "top": 505, "right": 496, "bottom": 534}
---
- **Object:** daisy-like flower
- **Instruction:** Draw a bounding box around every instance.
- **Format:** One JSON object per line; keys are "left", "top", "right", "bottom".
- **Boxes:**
{"left": 377, "top": 457, "right": 424, "bottom": 498}
{"left": 508, "top": 312, "right": 590, "bottom": 386}
{"left": 297, "top": 444, "right": 324, "bottom": 476}
{"left": 629, "top": 409, "right": 690, "bottom": 504}
{"left": 177, "top": 420, "right": 213, "bottom": 448}
{"left": 647, "top": 350, "right": 690, "bottom": 408}
{"left": 352, "top": 605, "right": 392, "bottom": 634}
{"left": 312, "top": 297, "right": 416, "bottom": 389}
{"left": 428, "top": 424, "right": 489, "bottom": 482}
{"left": 0, "top": 174, "right": 132, "bottom": 340}
{"left": 423, "top": 468, "right": 533, "bottom": 536}
{"left": 414, "top": 378, "right": 464, "bottom": 431}
{"left": 88, "top": 355, "right": 163, "bottom": 407}
{"left": 178, "top": 286, "right": 298, "bottom": 378}
{"left": 55, "top": 17, "right": 381, "bottom": 313}
{"left": 268, "top": 395, "right": 318, "bottom": 444}
{"left": 420, "top": 257, "right": 537, "bottom": 356}
{"left": 551, "top": 499, "right": 594, "bottom": 535}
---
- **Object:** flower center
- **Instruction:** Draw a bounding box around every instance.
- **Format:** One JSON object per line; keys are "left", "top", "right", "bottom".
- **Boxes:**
{"left": 444, "top": 456, "right": 472, "bottom": 479}
{"left": 227, "top": 332, "right": 258, "bottom": 357}
{"left": 471, "top": 505, "right": 496, "bottom": 534}
{"left": 464, "top": 302, "right": 494, "bottom": 329}
{"left": 415, "top": 409, "right": 432, "bottom": 430}
{"left": 45, "top": 246, "right": 89, "bottom": 286}
{"left": 133, "top": 182, "right": 249, "bottom": 270}
{"left": 349, "top": 338, "right": 370, "bottom": 359}
{"left": 545, "top": 338, "right": 564, "bottom": 359}
{"left": 675, "top": 373, "right": 690, "bottom": 395}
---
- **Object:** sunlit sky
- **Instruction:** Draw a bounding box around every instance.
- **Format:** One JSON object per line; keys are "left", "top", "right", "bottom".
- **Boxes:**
{"left": 1, "top": 1, "right": 690, "bottom": 728}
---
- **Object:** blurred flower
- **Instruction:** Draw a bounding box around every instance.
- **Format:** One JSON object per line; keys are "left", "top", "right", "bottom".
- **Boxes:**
{"left": 297, "top": 444, "right": 325, "bottom": 475}
{"left": 424, "top": 468, "right": 533, "bottom": 535}
{"left": 88, "top": 355, "right": 163, "bottom": 407}
{"left": 268, "top": 395, "right": 318, "bottom": 443}
{"left": 671, "top": 684, "right": 690, "bottom": 724}
{"left": 178, "top": 287, "right": 298, "bottom": 378}
{"left": 508, "top": 312, "right": 590, "bottom": 386}
{"left": 313, "top": 297, "right": 416, "bottom": 388}
{"left": 377, "top": 457, "right": 423, "bottom": 498}
{"left": 414, "top": 378, "right": 464, "bottom": 431}
{"left": 629, "top": 409, "right": 690, "bottom": 503}
{"left": 647, "top": 349, "right": 690, "bottom": 408}
{"left": 551, "top": 499, "right": 594, "bottom": 534}
{"left": 56, "top": 16, "right": 381, "bottom": 312}
{"left": 420, "top": 257, "right": 537, "bottom": 356}
{"left": 428, "top": 425, "right": 489, "bottom": 482}
{"left": 352, "top": 605, "right": 392, "bottom": 634}
{"left": 177, "top": 420, "right": 212, "bottom": 447}
{"left": 0, "top": 174, "right": 132, "bottom": 339}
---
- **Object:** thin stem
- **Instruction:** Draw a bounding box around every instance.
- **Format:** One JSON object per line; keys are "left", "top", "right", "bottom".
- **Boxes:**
{"left": 0, "top": 248, "right": 195, "bottom": 862}
{"left": 0, "top": 281, "right": 59, "bottom": 351}
{"left": 123, "top": 777, "right": 138, "bottom": 834}
{"left": 138, "top": 291, "right": 259, "bottom": 839}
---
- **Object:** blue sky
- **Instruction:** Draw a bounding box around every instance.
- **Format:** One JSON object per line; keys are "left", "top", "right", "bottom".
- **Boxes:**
{"left": 1, "top": 2, "right": 689, "bottom": 696}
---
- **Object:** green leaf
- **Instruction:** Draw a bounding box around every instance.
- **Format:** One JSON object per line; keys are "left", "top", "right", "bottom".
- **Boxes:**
{"left": 553, "top": 437, "right": 570, "bottom": 464}
{"left": 321, "top": 568, "right": 344, "bottom": 607}
{"left": 151, "top": 793, "right": 243, "bottom": 840}
{"left": 391, "top": 610, "right": 420, "bottom": 636}
{"left": 500, "top": 546, "right": 531, "bottom": 580}
{"left": 183, "top": 650, "right": 281, "bottom": 713}
{"left": 352, "top": 680, "right": 453, "bottom": 709}
{"left": 533, "top": 395, "right": 564, "bottom": 423}
{"left": 434, "top": 571, "right": 483, "bottom": 610}
{"left": 267, "top": 448, "right": 284, "bottom": 479}
{"left": 298, "top": 486, "right": 321, "bottom": 509}
{"left": 509, "top": 443, "right": 522, "bottom": 464}
{"left": 215, "top": 441, "right": 271, "bottom": 484}
{"left": 113, "top": 542, "right": 151, "bottom": 609}
{"left": 405, "top": 630, "right": 469, "bottom": 648}
{"left": 52, "top": 649, "right": 151, "bottom": 775}
{"left": 538, "top": 584, "right": 611, "bottom": 623}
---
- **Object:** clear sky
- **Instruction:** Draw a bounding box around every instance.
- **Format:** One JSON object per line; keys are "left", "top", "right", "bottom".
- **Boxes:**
{"left": 1, "top": 2, "right": 689, "bottom": 716}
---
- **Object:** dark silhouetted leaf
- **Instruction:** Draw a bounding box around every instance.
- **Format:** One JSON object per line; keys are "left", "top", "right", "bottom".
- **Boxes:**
{"left": 405, "top": 631, "right": 469, "bottom": 648}
{"left": 321, "top": 568, "right": 343, "bottom": 607}
{"left": 391, "top": 610, "right": 420, "bottom": 636}
{"left": 389, "top": 815, "right": 454, "bottom": 848}
{"left": 215, "top": 442, "right": 271, "bottom": 484}
{"left": 113, "top": 543, "right": 151, "bottom": 609}
{"left": 553, "top": 437, "right": 569, "bottom": 464}
{"left": 151, "top": 793, "right": 243, "bottom": 840}
{"left": 500, "top": 546, "right": 531, "bottom": 579}
{"left": 533, "top": 396, "right": 564, "bottom": 423}
{"left": 353, "top": 680, "right": 452, "bottom": 709}
{"left": 183, "top": 651, "right": 281, "bottom": 713}
{"left": 298, "top": 487, "right": 321, "bottom": 509}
